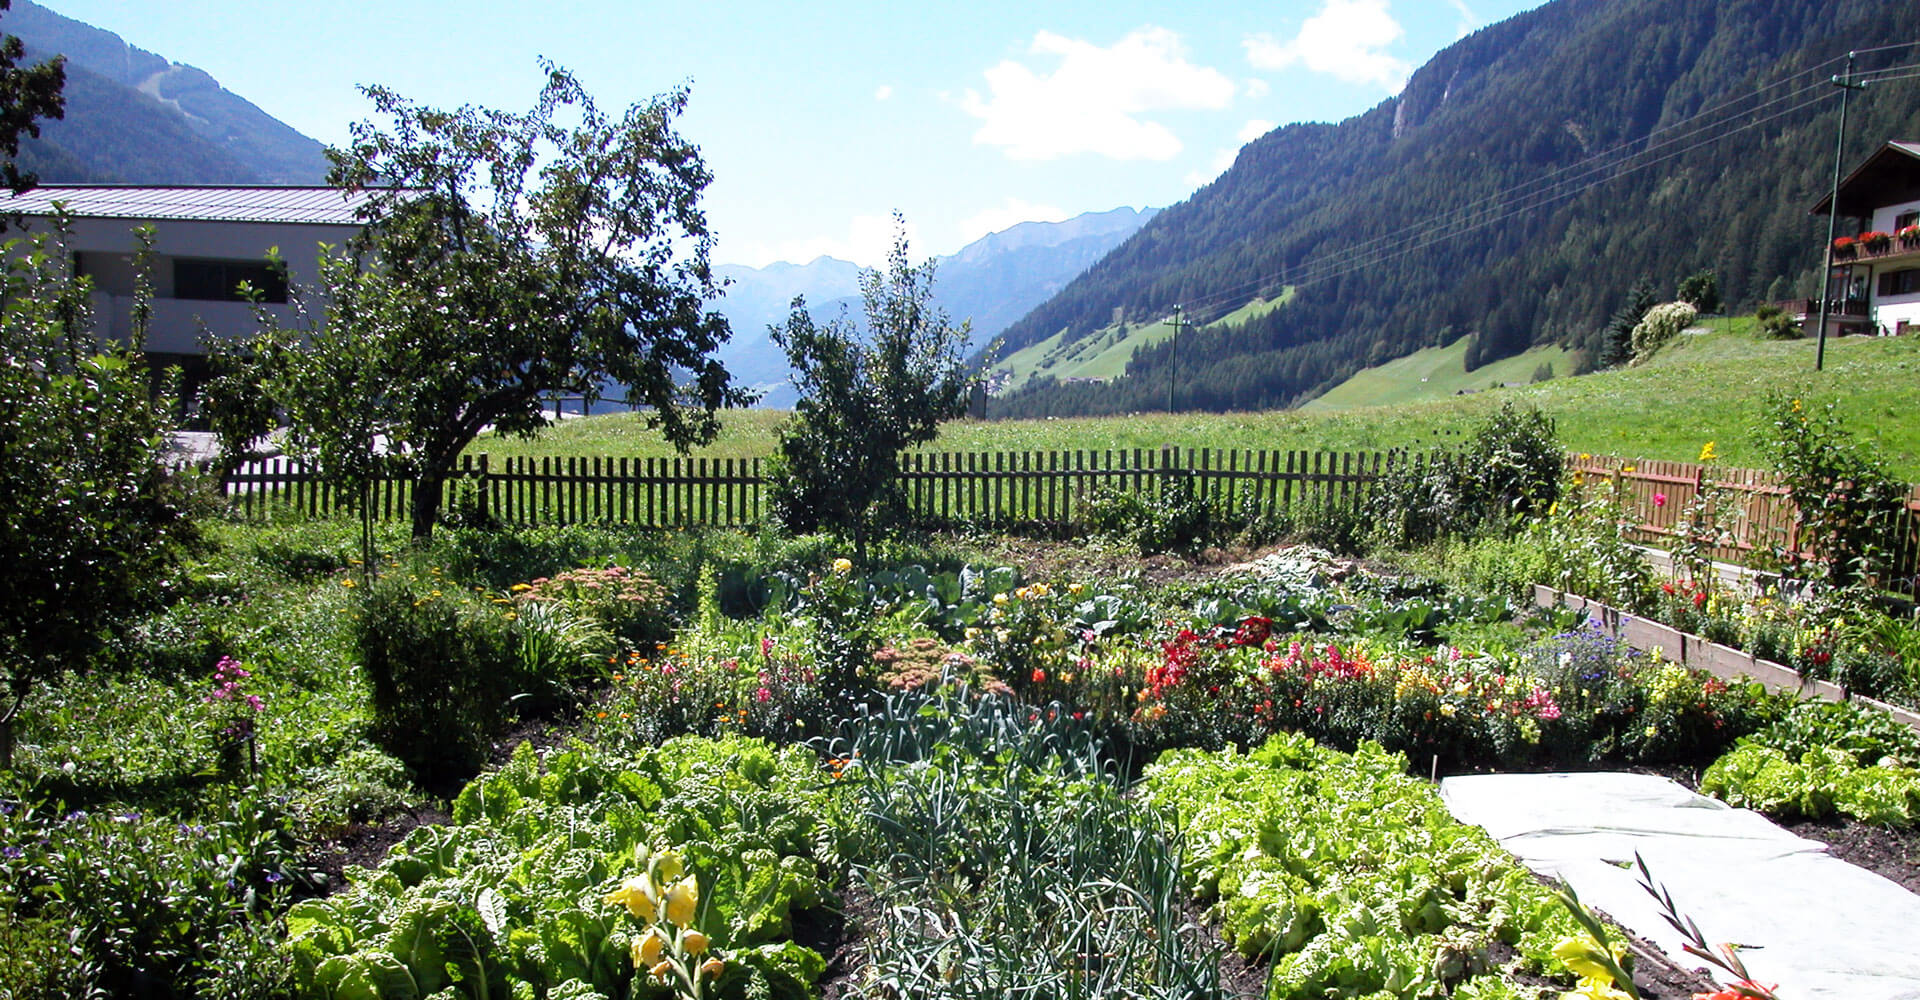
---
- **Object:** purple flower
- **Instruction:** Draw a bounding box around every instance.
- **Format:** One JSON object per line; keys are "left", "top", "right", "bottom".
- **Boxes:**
{"left": 265, "top": 871, "right": 284, "bottom": 884}
{"left": 2, "top": 846, "right": 22, "bottom": 859}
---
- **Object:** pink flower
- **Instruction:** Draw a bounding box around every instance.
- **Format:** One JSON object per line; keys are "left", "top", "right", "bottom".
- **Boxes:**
{"left": 1653, "top": 493, "right": 1668, "bottom": 507}
{"left": 754, "top": 686, "right": 772, "bottom": 703}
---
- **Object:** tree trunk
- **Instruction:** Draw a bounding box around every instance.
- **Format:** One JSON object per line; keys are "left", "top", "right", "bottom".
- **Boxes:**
{"left": 411, "top": 468, "right": 446, "bottom": 541}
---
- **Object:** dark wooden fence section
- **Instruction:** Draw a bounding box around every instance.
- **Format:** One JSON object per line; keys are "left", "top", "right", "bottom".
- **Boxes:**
{"left": 217, "top": 448, "right": 1415, "bottom": 530}
{"left": 1565, "top": 454, "right": 1920, "bottom": 599}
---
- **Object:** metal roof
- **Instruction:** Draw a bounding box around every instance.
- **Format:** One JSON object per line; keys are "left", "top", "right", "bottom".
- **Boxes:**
{"left": 0, "top": 185, "right": 386, "bottom": 226}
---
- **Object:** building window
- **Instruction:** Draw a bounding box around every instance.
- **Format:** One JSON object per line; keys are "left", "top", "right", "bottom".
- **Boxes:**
{"left": 173, "top": 258, "right": 288, "bottom": 303}
{"left": 1879, "top": 268, "right": 1920, "bottom": 297}
{"left": 1897, "top": 210, "right": 1920, "bottom": 231}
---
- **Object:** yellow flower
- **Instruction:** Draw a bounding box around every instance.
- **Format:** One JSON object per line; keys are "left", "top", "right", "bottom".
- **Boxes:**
{"left": 1621, "top": 465, "right": 1636, "bottom": 474}
{"left": 665, "top": 875, "right": 699, "bottom": 926}
{"left": 831, "top": 557, "right": 853, "bottom": 576}
{"left": 606, "top": 874, "right": 659, "bottom": 921}
{"left": 649, "top": 960, "right": 674, "bottom": 980}
{"left": 682, "top": 929, "right": 710, "bottom": 955}
{"left": 633, "top": 927, "right": 669, "bottom": 967}
{"left": 1439, "top": 703, "right": 1457, "bottom": 718}
{"left": 699, "top": 958, "right": 726, "bottom": 979}
{"left": 652, "top": 849, "right": 684, "bottom": 884}
{"left": 340, "top": 578, "right": 356, "bottom": 588}
{"left": 1698, "top": 441, "right": 1717, "bottom": 463}
{"left": 993, "top": 592, "right": 1010, "bottom": 606}
{"left": 1068, "top": 583, "right": 1086, "bottom": 596}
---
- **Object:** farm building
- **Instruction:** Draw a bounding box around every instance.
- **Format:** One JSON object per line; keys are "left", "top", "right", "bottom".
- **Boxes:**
{"left": 1810, "top": 140, "right": 1920, "bottom": 337}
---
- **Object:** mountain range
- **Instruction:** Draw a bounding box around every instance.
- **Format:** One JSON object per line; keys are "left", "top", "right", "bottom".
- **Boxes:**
{"left": 990, "top": 0, "right": 1920, "bottom": 417}
{"left": 713, "top": 205, "right": 1156, "bottom": 408}
{"left": 6, "top": 0, "right": 327, "bottom": 184}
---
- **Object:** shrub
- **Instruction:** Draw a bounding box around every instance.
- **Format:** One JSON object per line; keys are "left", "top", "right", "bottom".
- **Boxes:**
{"left": 354, "top": 571, "right": 522, "bottom": 786}
{"left": 1629, "top": 301, "right": 1698, "bottom": 363}
{"left": 1761, "top": 395, "right": 1906, "bottom": 588}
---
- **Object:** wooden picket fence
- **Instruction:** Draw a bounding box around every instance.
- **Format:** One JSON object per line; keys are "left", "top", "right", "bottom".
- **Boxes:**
{"left": 1565, "top": 454, "right": 1920, "bottom": 600}
{"left": 217, "top": 447, "right": 1429, "bottom": 530}
{"left": 211, "top": 447, "right": 1920, "bottom": 598}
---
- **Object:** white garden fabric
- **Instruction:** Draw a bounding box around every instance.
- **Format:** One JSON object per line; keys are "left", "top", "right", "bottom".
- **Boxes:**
{"left": 1440, "top": 772, "right": 1920, "bottom": 1000}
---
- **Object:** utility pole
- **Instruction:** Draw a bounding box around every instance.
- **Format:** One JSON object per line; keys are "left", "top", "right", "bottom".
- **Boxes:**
{"left": 1167, "top": 304, "right": 1187, "bottom": 413}
{"left": 1816, "top": 51, "right": 1868, "bottom": 372}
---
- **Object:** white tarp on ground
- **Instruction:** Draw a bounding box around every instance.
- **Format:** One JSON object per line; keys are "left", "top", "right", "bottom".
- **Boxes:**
{"left": 1440, "top": 772, "right": 1920, "bottom": 1000}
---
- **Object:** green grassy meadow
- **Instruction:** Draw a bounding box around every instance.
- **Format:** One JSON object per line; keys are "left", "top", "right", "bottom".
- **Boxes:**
{"left": 991, "top": 292, "right": 1293, "bottom": 392}
{"left": 469, "top": 326, "right": 1920, "bottom": 480}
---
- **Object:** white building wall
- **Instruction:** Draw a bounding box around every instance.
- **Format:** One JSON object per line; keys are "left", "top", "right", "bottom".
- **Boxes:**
{"left": 1870, "top": 197, "right": 1920, "bottom": 233}
{"left": 8, "top": 214, "right": 362, "bottom": 355}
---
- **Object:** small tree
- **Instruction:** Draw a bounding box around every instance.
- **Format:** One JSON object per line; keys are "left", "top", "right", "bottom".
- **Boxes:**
{"left": 259, "top": 63, "right": 747, "bottom": 541}
{"left": 769, "top": 220, "right": 976, "bottom": 557}
{"left": 1598, "top": 280, "right": 1656, "bottom": 369}
{"left": 1676, "top": 269, "right": 1721, "bottom": 315}
{"left": 0, "top": 222, "right": 191, "bottom": 767}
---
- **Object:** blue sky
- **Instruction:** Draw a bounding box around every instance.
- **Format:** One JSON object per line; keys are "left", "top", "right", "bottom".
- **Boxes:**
{"left": 42, "top": 0, "right": 1543, "bottom": 267}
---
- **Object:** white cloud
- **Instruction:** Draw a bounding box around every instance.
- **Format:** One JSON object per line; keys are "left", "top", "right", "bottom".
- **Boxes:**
{"left": 1184, "top": 147, "right": 1239, "bottom": 188}
{"left": 1237, "top": 118, "right": 1276, "bottom": 143}
{"left": 1243, "top": 78, "right": 1272, "bottom": 99}
{"left": 959, "top": 26, "right": 1236, "bottom": 161}
{"left": 874, "top": 84, "right": 893, "bottom": 101}
{"left": 727, "top": 213, "right": 918, "bottom": 270}
{"left": 1244, "top": 0, "right": 1412, "bottom": 92}
{"left": 1448, "top": 0, "right": 1480, "bottom": 37}
{"left": 956, "top": 197, "right": 1069, "bottom": 245}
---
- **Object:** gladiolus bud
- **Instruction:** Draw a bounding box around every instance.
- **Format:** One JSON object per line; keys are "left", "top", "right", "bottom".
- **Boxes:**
{"left": 665, "top": 876, "right": 699, "bottom": 926}
{"left": 700, "top": 958, "right": 725, "bottom": 979}
{"left": 682, "top": 929, "right": 710, "bottom": 954}
{"left": 652, "top": 849, "right": 684, "bottom": 884}
{"left": 650, "top": 960, "right": 674, "bottom": 979}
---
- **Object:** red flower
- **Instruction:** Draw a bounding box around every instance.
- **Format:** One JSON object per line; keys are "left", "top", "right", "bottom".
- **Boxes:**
{"left": 1031, "top": 668, "right": 1047, "bottom": 684}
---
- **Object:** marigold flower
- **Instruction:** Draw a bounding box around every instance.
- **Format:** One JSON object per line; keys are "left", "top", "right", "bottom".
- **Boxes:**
{"left": 831, "top": 557, "right": 853, "bottom": 575}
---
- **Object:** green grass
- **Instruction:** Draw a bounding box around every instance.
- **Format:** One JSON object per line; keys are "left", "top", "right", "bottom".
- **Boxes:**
{"left": 468, "top": 326, "right": 1920, "bottom": 480}
{"left": 1302, "top": 339, "right": 1576, "bottom": 411}
{"left": 991, "top": 291, "right": 1293, "bottom": 392}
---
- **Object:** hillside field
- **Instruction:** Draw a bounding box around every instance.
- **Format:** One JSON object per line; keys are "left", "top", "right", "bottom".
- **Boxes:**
{"left": 471, "top": 328, "right": 1920, "bottom": 480}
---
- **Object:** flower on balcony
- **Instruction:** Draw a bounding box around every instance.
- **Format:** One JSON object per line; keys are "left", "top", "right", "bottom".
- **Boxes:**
{"left": 1899, "top": 224, "right": 1920, "bottom": 246}
{"left": 1832, "top": 235, "right": 1857, "bottom": 258}
{"left": 1860, "top": 230, "right": 1892, "bottom": 252}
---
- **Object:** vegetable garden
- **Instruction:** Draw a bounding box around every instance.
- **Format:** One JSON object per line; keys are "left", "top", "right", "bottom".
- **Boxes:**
{"left": 7, "top": 461, "right": 1920, "bottom": 999}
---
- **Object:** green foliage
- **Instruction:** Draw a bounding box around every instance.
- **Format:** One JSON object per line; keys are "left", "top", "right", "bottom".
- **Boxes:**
{"left": 1140, "top": 735, "right": 1586, "bottom": 997}
{"left": 262, "top": 63, "right": 748, "bottom": 541}
{"left": 0, "top": 785, "right": 302, "bottom": 997}
{"left": 1751, "top": 303, "right": 1799, "bottom": 340}
{"left": 284, "top": 735, "right": 838, "bottom": 1000}
{"left": 1368, "top": 403, "right": 1561, "bottom": 549}
{"left": 831, "top": 692, "right": 1232, "bottom": 1000}
{"left": 1761, "top": 394, "right": 1907, "bottom": 587}
{"left": 769, "top": 220, "right": 976, "bottom": 552}
{"left": 354, "top": 571, "right": 523, "bottom": 786}
{"left": 1676, "top": 269, "right": 1721, "bottom": 314}
{"left": 0, "top": 0, "right": 66, "bottom": 195}
{"left": 0, "top": 218, "right": 195, "bottom": 767}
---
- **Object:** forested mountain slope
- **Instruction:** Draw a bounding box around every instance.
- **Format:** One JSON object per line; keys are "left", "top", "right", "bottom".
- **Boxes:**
{"left": 7, "top": 0, "right": 327, "bottom": 184}
{"left": 992, "top": 0, "right": 1920, "bottom": 417}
